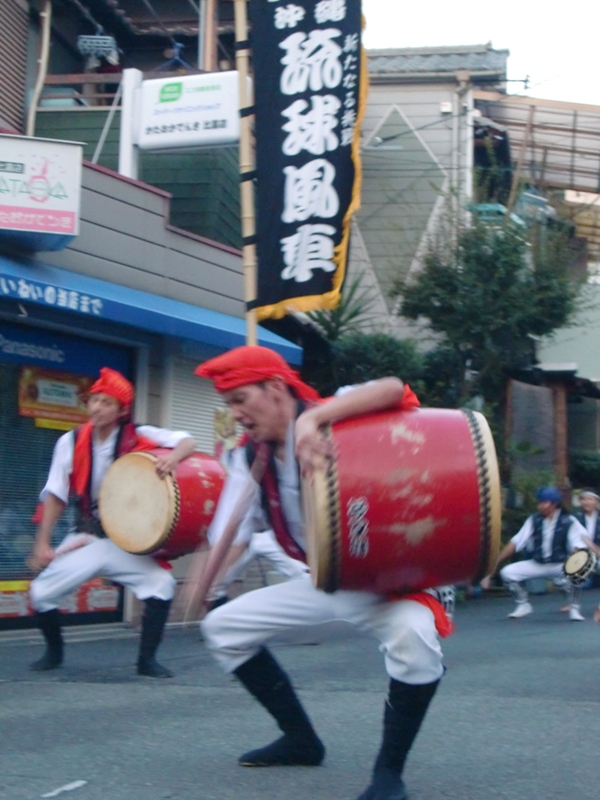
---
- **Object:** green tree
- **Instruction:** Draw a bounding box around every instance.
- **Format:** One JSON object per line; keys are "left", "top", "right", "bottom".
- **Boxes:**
{"left": 307, "top": 331, "right": 423, "bottom": 398}
{"left": 420, "top": 345, "right": 465, "bottom": 408}
{"left": 397, "top": 219, "right": 580, "bottom": 408}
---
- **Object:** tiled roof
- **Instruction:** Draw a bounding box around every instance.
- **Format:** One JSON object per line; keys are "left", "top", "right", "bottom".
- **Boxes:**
{"left": 368, "top": 44, "right": 509, "bottom": 77}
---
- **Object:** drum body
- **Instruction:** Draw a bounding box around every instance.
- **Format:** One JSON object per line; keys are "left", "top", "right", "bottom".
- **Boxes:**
{"left": 564, "top": 548, "right": 597, "bottom": 586}
{"left": 99, "top": 449, "right": 225, "bottom": 558}
{"left": 304, "top": 408, "right": 501, "bottom": 595}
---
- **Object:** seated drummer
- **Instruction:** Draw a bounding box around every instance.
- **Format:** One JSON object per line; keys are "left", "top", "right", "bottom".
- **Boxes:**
{"left": 192, "top": 345, "right": 454, "bottom": 800}
{"left": 28, "top": 368, "right": 195, "bottom": 677}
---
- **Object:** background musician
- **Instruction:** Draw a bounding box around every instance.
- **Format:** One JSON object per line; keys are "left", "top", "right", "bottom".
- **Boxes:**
{"left": 481, "top": 486, "right": 587, "bottom": 620}
{"left": 28, "top": 368, "right": 195, "bottom": 677}
{"left": 571, "top": 489, "right": 600, "bottom": 622}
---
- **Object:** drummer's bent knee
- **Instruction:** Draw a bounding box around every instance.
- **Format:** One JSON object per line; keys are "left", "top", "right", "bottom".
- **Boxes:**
{"left": 29, "top": 577, "right": 43, "bottom": 609}
{"left": 200, "top": 603, "right": 230, "bottom": 651}
{"left": 147, "top": 569, "right": 176, "bottom": 601}
{"left": 29, "top": 576, "right": 56, "bottom": 612}
{"left": 380, "top": 601, "right": 443, "bottom": 683}
{"left": 500, "top": 563, "right": 524, "bottom": 584}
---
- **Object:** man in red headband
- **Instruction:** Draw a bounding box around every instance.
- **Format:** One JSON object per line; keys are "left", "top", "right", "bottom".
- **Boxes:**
{"left": 193, "top": 346, "right": 450, "bottom": 800}
{"left": 28, "top": 367, "right": 195, "bottom": 678}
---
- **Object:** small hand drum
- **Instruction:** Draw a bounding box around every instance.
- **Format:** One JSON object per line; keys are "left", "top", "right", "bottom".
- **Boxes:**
{"left": 564, "top": 548, "right": 597, "bottom": 586}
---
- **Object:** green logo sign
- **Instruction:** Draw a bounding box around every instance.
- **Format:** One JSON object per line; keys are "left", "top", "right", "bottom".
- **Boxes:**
{"left": 159, "top": 82, "right": 182, "bottom": 103}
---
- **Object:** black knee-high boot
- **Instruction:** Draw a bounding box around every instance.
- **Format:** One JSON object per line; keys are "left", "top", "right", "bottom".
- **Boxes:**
{"left": 30, "top": 609, "right": 64, "bottom": 671}
{"left": 233, "top": 646, "right": 325, "bottom": 767}
{"left": 356, "top": 678, "right": 440, "bottom": 800}
{"left": 137, "top": 597, "right": 173, "bottom": 678}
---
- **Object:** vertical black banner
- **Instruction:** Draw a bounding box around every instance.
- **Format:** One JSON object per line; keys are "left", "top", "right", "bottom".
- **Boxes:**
{"left": 249, "top": 0, "right": 364, "bottom": 320}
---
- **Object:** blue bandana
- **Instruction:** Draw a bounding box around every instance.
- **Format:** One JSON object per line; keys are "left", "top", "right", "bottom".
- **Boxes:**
{"left": 536, "top": 486, "right": 562, "bottom": 505}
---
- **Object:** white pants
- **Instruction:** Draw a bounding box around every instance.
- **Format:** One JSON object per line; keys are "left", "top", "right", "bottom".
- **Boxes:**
{"left": 201, "top": 573, "right": 444, "bottom": 685}
{"left": 30, "top": 534, "right": 175, "bottom": 613}
{"left": 500, "top": 560, "right": 565, "bottom": 585}
{"left": 212, "top": 530, "right": 309, "bottom": 599}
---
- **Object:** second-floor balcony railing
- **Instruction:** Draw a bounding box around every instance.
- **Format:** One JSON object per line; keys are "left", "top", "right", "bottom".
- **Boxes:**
{"left": 40, "top": 70, "right": 199, "bottom": 109}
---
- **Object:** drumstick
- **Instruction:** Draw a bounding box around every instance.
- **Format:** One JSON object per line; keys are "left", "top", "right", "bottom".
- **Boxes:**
{"left": 182, "top": 444, "right": 269, "bottom": 624}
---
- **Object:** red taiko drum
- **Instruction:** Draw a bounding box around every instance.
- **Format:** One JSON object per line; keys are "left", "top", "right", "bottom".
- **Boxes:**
{"left": 98, "top": 449, "right": 225, "bottom": 559}
{"left": 303, "top": 408, "right": 501, "bottom": 594}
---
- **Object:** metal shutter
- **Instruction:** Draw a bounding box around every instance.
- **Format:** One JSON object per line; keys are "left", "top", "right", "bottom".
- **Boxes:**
{"left": 168, "top": 357, "right": 225, "bottom": 454}
{"left": 0, "top": 0, "right": 28, "bottom": 132}
{"left": 0, "top": 364, "right": 75, "bottom": 580}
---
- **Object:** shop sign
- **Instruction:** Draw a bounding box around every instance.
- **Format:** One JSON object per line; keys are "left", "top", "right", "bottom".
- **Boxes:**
{"left": 0, "top": 578, "right": 120, "bottom": 618}
{"left": 0, "top": 134, "right": 82, "bottom": 240}
{"left": 0, "top": 273, "right": 104, "bottom": 316}
{"left": 18, "top": 366, "right": 93, "bottom": 424}
{"left": 137, "top": 71, "right": 242, "bottom": 150}
{"left": 0, "top": 321, "right": 131, "bottom": 377}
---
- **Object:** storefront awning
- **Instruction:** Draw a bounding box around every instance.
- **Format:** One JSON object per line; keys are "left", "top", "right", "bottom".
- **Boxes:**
{"left": 0, "top": 254, "right": 302, "bottom": 364}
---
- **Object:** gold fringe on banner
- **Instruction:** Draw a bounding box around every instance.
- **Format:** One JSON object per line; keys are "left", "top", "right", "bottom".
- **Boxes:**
{"left": 256, "top": 17, "right": 369, "bottom": 322}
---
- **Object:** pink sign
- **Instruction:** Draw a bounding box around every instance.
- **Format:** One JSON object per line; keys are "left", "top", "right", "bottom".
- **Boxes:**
{"left": 0, "top": 206, "right": 76, "bottom": 233}
{"left": 0, "top": 134, "right": 82, "bottom": 239}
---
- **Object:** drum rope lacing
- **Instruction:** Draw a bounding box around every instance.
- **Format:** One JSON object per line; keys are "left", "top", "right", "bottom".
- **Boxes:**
{"left": 163, "top": 476, "right": 181, "bottom": 544}
{"left": 462, "top": 409, "right": 493, "bottom": 583}
{"left": 324, "top": 424, "right": 342, "bottom": 593}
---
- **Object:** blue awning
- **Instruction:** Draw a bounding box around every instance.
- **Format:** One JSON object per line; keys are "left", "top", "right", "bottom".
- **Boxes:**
{"left": 0, "top": 254, "right": 302, "bottom": 364}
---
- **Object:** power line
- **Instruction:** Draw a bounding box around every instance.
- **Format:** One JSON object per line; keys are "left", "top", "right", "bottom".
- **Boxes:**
{"left": 64, "top": 0, "right": 104, "bottom": 33}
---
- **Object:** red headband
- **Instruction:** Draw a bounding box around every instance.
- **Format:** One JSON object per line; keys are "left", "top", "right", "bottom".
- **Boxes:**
{"left": 90, "top": 367, "right": 134, "bottom": 407}
{"left": 195, "top": 346, "right": 320, "bottom": 402}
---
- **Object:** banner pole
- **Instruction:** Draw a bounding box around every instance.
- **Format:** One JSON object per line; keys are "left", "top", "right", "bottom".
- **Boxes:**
{"left": 234, "top": 0, "right": 258, "bottom": 346}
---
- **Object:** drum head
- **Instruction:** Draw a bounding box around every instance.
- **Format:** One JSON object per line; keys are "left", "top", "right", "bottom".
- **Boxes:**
{"left": 302, "top": 429, "right": 339, "bottom": 593}
{"left": 99, "top": 452, "right": 177, "bottom": 554}
{"left": 565, "top": 549, "right": 592, "bottom": 575}
{"left": 468, "top": 411, "right": 502, "bottom": 580}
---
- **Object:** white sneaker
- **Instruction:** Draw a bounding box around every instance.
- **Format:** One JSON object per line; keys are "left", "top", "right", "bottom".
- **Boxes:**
{"left": 508, "top": 602, "right": 533, "bottom": 618}
{"left": 569, "top": 606, "right": 585, "bottom": 621}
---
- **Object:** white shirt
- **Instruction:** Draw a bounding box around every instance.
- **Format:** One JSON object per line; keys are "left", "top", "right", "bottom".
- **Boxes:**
{"left": 41, "top": 425, "right": 191, "bottom": 505}
{"left": 511, "top": 510, "right": 587, "bottom": 558}
{"left": 582, "top": 510, "right": 598, "bottom": 538}
{"left": 207, "top": 421, "right": 304, "bottom": 549}
{"left": 207, "top": 386, "right": 355, "bottom": 549}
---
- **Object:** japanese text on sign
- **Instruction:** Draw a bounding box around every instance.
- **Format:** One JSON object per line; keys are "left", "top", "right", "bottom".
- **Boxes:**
{"left": 250, "top": 0, "right": 363, "bottom": 317}
{"left": 0, "top": 275, "right": 103, "bottom": 316}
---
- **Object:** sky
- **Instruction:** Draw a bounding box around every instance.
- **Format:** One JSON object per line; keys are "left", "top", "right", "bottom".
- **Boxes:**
{"left": 361, "top": 0, "right": 600, "bottom": 107}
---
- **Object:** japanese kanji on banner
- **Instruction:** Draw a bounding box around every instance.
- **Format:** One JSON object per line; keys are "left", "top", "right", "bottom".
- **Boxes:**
{"left": 249, "top": 0, "right": 365, "bottom": 320}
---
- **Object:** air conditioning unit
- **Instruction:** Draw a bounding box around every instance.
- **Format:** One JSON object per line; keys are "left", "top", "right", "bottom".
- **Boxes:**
{"left": 77, "top": 35, "right": 117, "bottom": 57}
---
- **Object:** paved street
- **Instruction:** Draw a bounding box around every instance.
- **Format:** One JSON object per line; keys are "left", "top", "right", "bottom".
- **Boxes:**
{"left": 1, "top": 589, "right": 599, "bottom": 800}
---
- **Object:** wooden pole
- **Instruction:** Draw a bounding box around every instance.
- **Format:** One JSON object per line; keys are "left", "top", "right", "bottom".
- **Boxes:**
{"left": 203, "top": 0, "right": 217, "bottom": 72}
{"left": 181, "top": 472, "right": 257, "bottom": 622}
{"left": 26, "top": 0, "right": 52, "bottom": 137}
{"left": 507, "top": 104, "right": 534, "bottom": 213}
{"left": 551, "top": 382, "right": 568, "bottom": 487}
{"left": 234, "top": 0, "right": 258, "bottom": 345}
{"left": 197, "top": 0, "right": 206, "bottom": 70}
{"left": 181, "top": 446, "right": 268, "bottom": 622}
